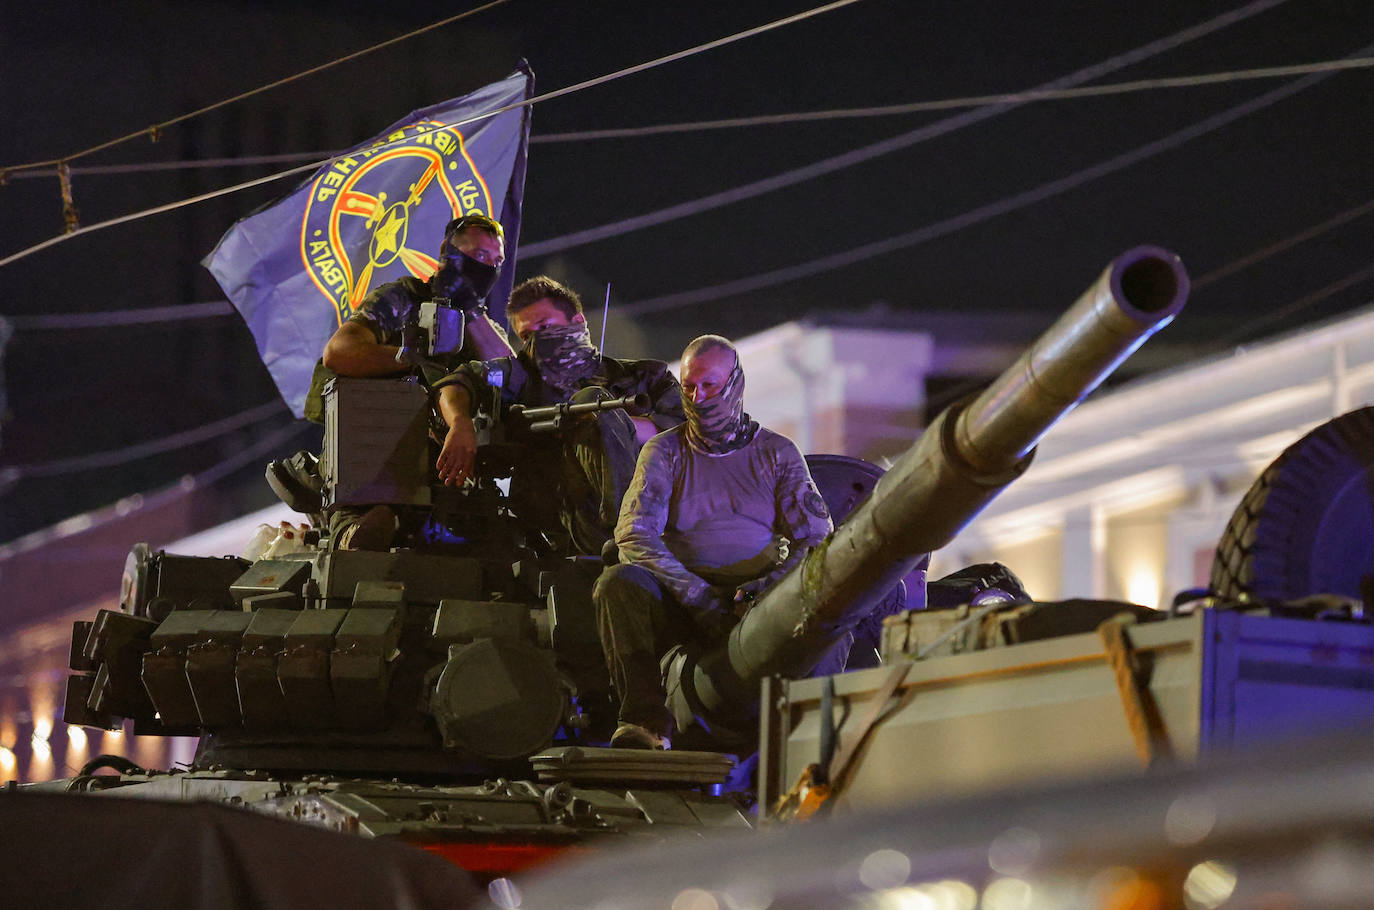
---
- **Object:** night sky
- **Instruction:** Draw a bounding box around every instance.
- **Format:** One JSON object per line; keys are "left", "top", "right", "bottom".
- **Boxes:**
{"left": 2, "top": 0, "right": 1372, "bottom": 542}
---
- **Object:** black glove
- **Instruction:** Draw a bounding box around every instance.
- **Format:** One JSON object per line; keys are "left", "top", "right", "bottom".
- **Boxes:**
{"left": 692, "top": 603, "right": 739, "bottom": 639}
{"left": 684, "top": 584, "right": 739, "bottom": 639}
{"left": 733, "top": 576, "right": 775, "bottom": 605}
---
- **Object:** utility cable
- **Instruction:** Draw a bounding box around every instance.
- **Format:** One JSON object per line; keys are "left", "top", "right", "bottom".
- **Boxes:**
{"left": 0, "top": 0, "right": 512, "bottom": 176}
{"left": 3, "top": 420, "right": 311, "bottom": 547}
{"left": 10, "top": 52, "right": 1369, "bottom": 182}
{"left": 528, "top": 55, "right": 1374, "bottom": 143}
{"left": 16, "top": 170, "right": 1370, "bottom": 337}
{"left": 0, "top": 401, "right": 285, "bottom": 483}
{"left": 1206, "top": 263, "right": 1374, "bottom": 350}
{"left": 917, "top": 205, "right": 1374, "bottom": 421}
{"left": 0, "top": 163, "right": 324, "bottom": 268}
{"left": 1192, "top": 197, "right": 1374, "bottom": 290}
{"left": 619, "top": 39, "right": 1373, "bottom": 316}
{"left": 519, "top": 0, "right": 1293, "bottom": 257}
{"left": 6, "top": 152, "right": 328, "bottom": 180}
{"left": 0, "top": 0, "right": 865, "bottom": 270}
{"left": 9, "top": 301, "right": 234, "bottom": 331}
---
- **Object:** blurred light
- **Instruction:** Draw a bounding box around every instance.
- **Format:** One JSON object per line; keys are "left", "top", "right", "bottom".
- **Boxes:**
{"left": 1126, "top": 566, "right": 1161, "bottom": 610}
{"left": 872, "top": 887, "right": 935, "bottom": 910}
{"left": 0, "top": 746, "right": 16, "bottom": 778}
{"left": 1101, "top": 875, "right": 1166, "bottom": 910}
{"left": 927, "top": 880, "right": 977, "bottom": 910}
{"left": 981, "top": 878, "right": 1033, "bottom": 910}
{"left": 55, "top": 514, "right": 95, "bottom": 537}
{"left": 28, "top": 736, "right": 54, "bottom": 781}
{"left": 672, "top": 889, "right": 719, "bottom": 910}
{"left": 32, "top": 716, "right": 52, "bottom": 743}
{"left": 67, "top": 724, "right": 90, "bottom": 772}
{"left": 1165, "top": 795, "right": 1217, "bottom": 846}
{"left": 1086, "top": 867, "right": 1141, "bottom": 907}
{"left": 861, "top": 849, "right": 912, "bottom": 891}
{"left": 861, "top": 881, "right": 978, "bottom": 910}
{"left": 96, "top": 726, "right": 124, "bottom": 760}
{"left": 488, "top": 877, "right": 521, "bottom": 909}
{"left": 721, "top": 879, "right": 773, "bottom": 910}
{"left": 988, "top": 828, "right": 1041, "bottom": 876}
{"left": 1183, "top": 861, "right": 1236, "bottom": 910}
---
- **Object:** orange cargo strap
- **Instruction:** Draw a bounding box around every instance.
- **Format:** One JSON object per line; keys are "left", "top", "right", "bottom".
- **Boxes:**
{"left": 1097, "top": 613, "right": 1174, "bottom": 768}
{"left": 772, "top": 659, "right": 913, "bottom": 823}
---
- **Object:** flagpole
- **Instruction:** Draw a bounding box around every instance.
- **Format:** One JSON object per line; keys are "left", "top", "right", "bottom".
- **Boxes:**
{"left": 600, "top": 283, "right": 610, "bottom": 354}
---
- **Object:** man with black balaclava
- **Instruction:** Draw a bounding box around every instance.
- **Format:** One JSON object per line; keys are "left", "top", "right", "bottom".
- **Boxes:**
{"left": 321, "top": 211, "right": 512, "bottom": 379}
{"left": 433, "top": 275, "right": 684, "bottom": 556}
{"left": 593, "top": 334, "right": 833, "bottom": 749}
{"left": 290, "top": 212, "right": 513, "bottom": 550}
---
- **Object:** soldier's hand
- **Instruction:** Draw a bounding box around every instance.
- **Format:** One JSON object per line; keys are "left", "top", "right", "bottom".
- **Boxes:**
{"left": 436, "top": 415, "right": 478, "bottom": 486}
{"left": 732, "top": 577, "right": 772, "bottom": 616}
{"left": 697, "top": 603, "right": 739, "bottom": 639}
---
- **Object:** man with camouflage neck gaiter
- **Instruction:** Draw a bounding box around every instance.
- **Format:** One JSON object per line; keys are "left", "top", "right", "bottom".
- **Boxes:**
{"left": 593, "top": 335, "right": 833, "bottom": 750}
{"left": 434, "top": 276, "right": 685, "bottom": 556}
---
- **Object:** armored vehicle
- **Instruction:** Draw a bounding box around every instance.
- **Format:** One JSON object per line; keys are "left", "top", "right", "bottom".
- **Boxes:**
{"left": 42, "top": 246, "right": 1192, "bottom": 883}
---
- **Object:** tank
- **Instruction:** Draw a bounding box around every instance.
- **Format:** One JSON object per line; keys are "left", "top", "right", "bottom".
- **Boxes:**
{"left": 45, "top": 246, "right": 1188, "bottom": 881}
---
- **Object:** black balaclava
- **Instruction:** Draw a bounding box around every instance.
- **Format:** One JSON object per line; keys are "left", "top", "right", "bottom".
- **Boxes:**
{"left": 683, "top": 357, "right": 756, "bottom": 454}
{"left": 527, "top": 320, "right": 601, "bottom": 395}
{"left": 430, "top": 248, "right": 499, "bottom": 311}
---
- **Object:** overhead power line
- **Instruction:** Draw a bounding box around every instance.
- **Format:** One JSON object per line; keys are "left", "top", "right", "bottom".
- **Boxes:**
{"left": 1192, "top": 197, "right": 1374, "bottom": 290}
{"left": 529, "top": 55, "right": 1374, "bottom": 143}
{"left": 619, "top": 39, "right": 1374, "bottom": 316}
{"left": 1211, "top": 263, "right": 1374, "bottom": 350}
{"left": 0, "top": 401, "right": 286, "bottom": 483}
{"left": 19, "top": 195, "right": 1371, "bottom": 334}
{"left": 0, "top": 0, "right": 513, "bottom": 176}
{"left": 19, "top": 192, "right": 1369, "bottom": 333}
{"left": 6, "top": 152, "right": 330, "bottom": 180}
{"left": 518, "top": 0, "right": 1293, "bottom": 257}
{"left": 9, "top": 53, "right": 1369, "bottom": 183}
{"left": 0, "top": 0, "right": 866, "bottom": 271}
{"left": 1, "top": 420, "right": 311, "bottom": 552}
{"left": 10, "top": 301, "right": 234, "bottom": 331}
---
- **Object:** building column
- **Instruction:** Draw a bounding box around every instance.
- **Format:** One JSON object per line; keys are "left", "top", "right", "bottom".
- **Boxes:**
{"left": 1061, "top": 504, "right": 1106, "bottom": 599}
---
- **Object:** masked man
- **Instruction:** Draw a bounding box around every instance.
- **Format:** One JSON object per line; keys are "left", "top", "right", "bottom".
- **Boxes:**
{"left": 593, "top": 334, "right": 834, "bottom": 749}
{"left": 433, "top": 276, "right": 684, "bottom": 556}
{"left": 320, "top": 211, "right": 513, "bottom": 380}
{"left": 270, "top": 212, "right": 515, "bottom": 550}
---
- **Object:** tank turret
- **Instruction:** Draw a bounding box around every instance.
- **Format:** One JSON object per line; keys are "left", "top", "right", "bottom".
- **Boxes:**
{"left": 46, "top": 247, "right": 1187, "bottom": 881}
{"left": 665, "top": 246, "right": 1190, "bottom": 740}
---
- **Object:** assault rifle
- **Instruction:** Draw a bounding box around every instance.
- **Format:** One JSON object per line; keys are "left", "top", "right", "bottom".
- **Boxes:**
{"left": 509, "top": 392, "right": 650, "bottom": 434}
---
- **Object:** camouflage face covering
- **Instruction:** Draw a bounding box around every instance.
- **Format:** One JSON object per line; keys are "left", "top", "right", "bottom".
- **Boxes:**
{"left": 430, "top": 249, "right": 498, "bottom": 310}
{"left": 528, "top": 321, "right": 601, "bottom": 394}
{"left": 683, "top": 361, "right": 756, "bottom": 454}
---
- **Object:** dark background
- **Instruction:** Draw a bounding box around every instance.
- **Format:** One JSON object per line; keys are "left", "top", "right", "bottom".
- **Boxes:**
{"left": 1, "top": 0, "right": 1371, "bottom": 543}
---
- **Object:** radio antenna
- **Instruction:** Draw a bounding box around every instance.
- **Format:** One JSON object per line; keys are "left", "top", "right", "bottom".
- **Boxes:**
{"left": 599, "top": 282, "right": 611, "bottom": 354}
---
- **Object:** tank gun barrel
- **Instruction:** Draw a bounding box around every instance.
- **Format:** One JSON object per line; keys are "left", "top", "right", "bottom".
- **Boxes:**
{"left": 667, "top": 246, "right": 1190, "bottom": 735}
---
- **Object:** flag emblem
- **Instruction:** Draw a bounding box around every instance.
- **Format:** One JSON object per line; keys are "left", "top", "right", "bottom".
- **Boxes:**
{"left": 206, "top": 66, "right": 533, "bottom": 417}
{"left": 300, "top": 121, "right": 496, "bottom": 323}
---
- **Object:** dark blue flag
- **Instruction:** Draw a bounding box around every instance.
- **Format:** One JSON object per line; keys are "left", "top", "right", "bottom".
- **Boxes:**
{"left": 206, "top": 66, "right": 534, "bottom": 417}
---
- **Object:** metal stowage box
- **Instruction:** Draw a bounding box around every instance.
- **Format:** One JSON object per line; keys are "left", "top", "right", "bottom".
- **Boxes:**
{"left": 323, "top": 377, "right": 431, "bottom": 508}
{"left": 760, "top": 610, "right": 1374, "bottom": 814}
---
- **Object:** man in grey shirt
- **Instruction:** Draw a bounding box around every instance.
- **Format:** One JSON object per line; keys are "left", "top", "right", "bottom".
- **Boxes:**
{"left": 594, "top": 334, "right": 833, "bottom": 749}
